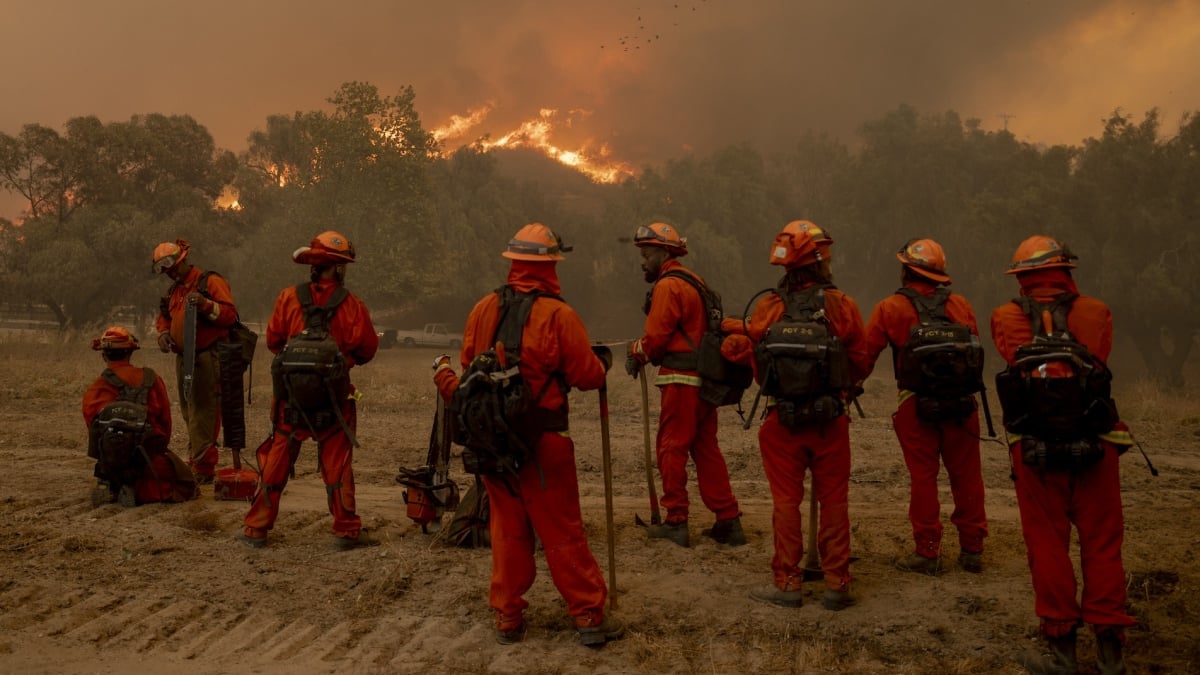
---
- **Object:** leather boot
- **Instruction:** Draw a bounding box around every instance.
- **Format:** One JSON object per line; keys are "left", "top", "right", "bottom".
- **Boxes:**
{"left": 1095, "top": 630, "right": 1127, "bottom": 675}
{"left": 702, "top": 516, "right": 747, "bottom": 546}
{"left": 647, "top": 521, "right": 689, "bottom": 547}
{"left": 1019, "top": 630, "right": 1078, "bottom": 675}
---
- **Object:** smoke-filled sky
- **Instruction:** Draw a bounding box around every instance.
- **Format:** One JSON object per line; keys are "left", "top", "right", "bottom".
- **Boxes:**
{"left": 2, "top": 0, "right": 1198, "bottom": 214}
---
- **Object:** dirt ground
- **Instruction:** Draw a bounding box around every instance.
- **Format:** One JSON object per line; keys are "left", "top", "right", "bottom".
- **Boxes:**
{"left": 1, "top": 335, "right": 1197, "bottom": 674}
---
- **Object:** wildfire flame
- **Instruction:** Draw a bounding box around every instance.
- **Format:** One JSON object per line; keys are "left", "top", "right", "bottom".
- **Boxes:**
{"left": 433, "top": 106, "right": 635, "bottom": 184}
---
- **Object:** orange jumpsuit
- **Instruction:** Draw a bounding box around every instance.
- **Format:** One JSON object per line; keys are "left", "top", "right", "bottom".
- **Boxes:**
{"left": 864, "top": 280, "right": 988, "bottom": 558}
{"left": 630, "top": 259, "right": 740, "bottom": 526}
{"left": 155, "top": 266, "right": 239, "bottom": 477}
{"left": 242, "top": 278, "right": 378, "bottom": 542}
{"left": 83, "top": 360, "right": 194, "bottom": 502}
{"left": 990, "top": 268, "right": 1135, "bottom": 640}
{"left": 725, "top": 281, "right": 868, "bottom": 593}
{"left": 435, "top": 261, "right": 611, "bottom": 633}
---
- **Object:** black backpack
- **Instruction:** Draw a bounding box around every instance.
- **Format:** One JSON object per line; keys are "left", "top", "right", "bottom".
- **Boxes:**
{"left": 651, "top": 271, "right": 752, "bottom": 407}
{"left": 994, "top": 293, "right": 1119, "bottom": 442}
{"left": 88, "top": 368, "right": 162, "bottom": 481}
{"left": 894, "top": 287, "right": 985, "bottom": 420}
{"left": 753, "top": 285, "right": 852, "bottom": 426}
{"left": 270, "top": 284, "right": 350, "bottom": 432}
{"left": 450, "top": 286, "right": 564, "bottom": 475}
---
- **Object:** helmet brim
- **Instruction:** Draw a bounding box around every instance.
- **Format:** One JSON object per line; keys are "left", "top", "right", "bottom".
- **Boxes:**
{"left": 897, "top": 253, "right": 951, "bottom": 283}
{"left": 293, "top": 247, "right": 355, "bottom": 265}
{"left": 502, "top": 251, "right": 563, "bottom": 261}
{"left": 1005, "top": 261, "right": 1075, "bottom": 275}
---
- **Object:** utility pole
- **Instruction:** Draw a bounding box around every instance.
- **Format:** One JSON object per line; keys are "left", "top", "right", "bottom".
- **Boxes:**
{"left": 996, "top": 113, "right": 1016, "bottom": 132}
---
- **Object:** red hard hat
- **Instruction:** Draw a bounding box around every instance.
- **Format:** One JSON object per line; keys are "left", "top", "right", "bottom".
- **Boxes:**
{"left": 152, "top": 239, "right": 190, "bottom": 273}
{"left": 633, "top": 222, "right": 688, "bottom": 256}
{"left": 769, "top": 220, "right": 829, "bottom": 269}
{"left": 92, "top": 326, "right": 139, "bottom": 351}
{"left": 897, "top": 238, "right": 951, "bottom": 284}
{"left": 503, "top": 223, "right": 568, "bottom": 261}
{"left": 293, "top": 231, "right": 356, "bottom": 265}
{"left": 1007, "top": 235, "right": 1077, "bottom": 275}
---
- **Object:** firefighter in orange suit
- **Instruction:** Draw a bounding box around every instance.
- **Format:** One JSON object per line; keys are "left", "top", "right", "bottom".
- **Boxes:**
{"left": 863, "top": 239, "right": 988, "bottom": 575}
{"left": 240, "top": 231, "right": 379, "bottom": 550}
{"left": 625, "top": 222, "right": 744, "bottom": 548}
{"left": 153, "top": 239, "right": 240, "bottom": 482}
{"left": 84, "top": 326, "right": 198, "bottom": 506}
{"left": 434, "top": 223, "right": 623, "bottom": 647}
{"left": 721, "top": 221, "right": 868, "bottom": 610}
{"left": 991, "top": 236, "right": 1134, "bottom": 675}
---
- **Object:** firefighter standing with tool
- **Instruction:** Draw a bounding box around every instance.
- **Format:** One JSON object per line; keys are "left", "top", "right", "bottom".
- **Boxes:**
{"left": 84, "top": 326, "right": 198, "bottom": 506}
{"left": 721, "top": 221, "right": 868, "bottom": 610}
{"left": 863, "top": 238, "right": 988, "bottom": 575}
{"left": 152, "top": 239, "right": 239, "bottom": 483}
{"left": 625, "top": 222, "right": 745, "bottom": 548}
{"left": 239, "top": 231, "right": 379, "bottom": 550}
{"left": 991, "top": 236, "right": 1134, "bottom": 675}
{"left": 434, "top": 223, "right": 623, "bottom": 647}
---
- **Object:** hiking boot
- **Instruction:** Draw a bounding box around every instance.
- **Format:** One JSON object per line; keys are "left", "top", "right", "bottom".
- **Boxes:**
{"left": 577, "top": 617, "right": 624, "bottom": 647}
{"left": 237, "top": 533, "right": 267, "bottom": 549}
{"left": 496, "top": 622, "right": 527, "bottom": 645}
{"left": 1018, "top": 630, "right": 1078, "bottom": 675}
{"left": 333, "top": 529, "right": 382, "bottom": 551}
{"left": 116, "top": 484, "right": 138, "bottom": 508}
{"left": 895, "top": 553, "right": 944, "bottom": 576}
{"left": 822, "top": 589, "right": 855, "bottom": 611}
{"left": 1095, "top": 630, "right": 1127, "bottom": 675}
{"left": 958, "top": 550, "right": 984, "bottom": 574}
{"left": 646, "top": 521, "right": 689, "bottom": 548}
{"left": 702, "top": 516, "right": 747, "bottom": 546}
{"left": 749, "top": 586, "right": 803, "bottom": 608}
{"left": 90, "top": 481, "right": 116, "bottom": 507}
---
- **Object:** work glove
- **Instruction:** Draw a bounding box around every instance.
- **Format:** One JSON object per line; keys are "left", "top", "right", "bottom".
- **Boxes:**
{"left": 624, "top": 355, "right": 641, "bottom": 380}
{"left": 591, "top": 345, "right": 613, "bottom": 372}
{"left": 157, "top": 331, "right": 175, "bottom": 353}
{"left": 186, "top": 291, "right": 215, "bottom": 316}
{"left": 432, "top": 354, "right": 452, "bottom": 371}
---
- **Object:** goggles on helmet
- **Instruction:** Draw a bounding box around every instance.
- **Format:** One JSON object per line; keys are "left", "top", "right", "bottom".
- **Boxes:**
{"left": 153, "top": 253, "right": 182, "bottom": 274}
{"left": 1010, "top": 244, "right": 1077, "bottom": 271}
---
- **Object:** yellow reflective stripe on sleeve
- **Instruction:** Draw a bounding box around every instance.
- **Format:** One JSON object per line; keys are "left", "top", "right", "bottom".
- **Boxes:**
{"left": 1099, "top": 429, "right": 1133, "bottom": 446}
{"left": 654, "top": 372, "right": 702, "bottom": 388}
{"left": 897, "top": 389, "right": 915, "bottom": 406}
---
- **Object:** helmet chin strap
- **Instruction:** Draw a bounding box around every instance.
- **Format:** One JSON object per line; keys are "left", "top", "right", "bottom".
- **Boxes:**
{"left": 310, "top": 264, "right": 347, "bottom": 283}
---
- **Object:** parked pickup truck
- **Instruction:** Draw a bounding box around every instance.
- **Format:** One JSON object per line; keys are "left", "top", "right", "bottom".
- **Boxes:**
{"left": 379, "top": 323, "right": 463, "bottom": 349}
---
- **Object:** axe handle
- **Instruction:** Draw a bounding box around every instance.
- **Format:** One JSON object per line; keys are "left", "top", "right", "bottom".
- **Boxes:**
{"left": 639, "top": 365, "right": 661, "bottom": 524}
{"left": 803, "top": 481, "right": 820, "bottom": 571}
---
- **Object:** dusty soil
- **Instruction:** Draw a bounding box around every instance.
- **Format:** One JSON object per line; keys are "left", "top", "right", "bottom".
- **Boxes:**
{"left": 1, "top": 336, "right": 1197, "bottom": 674}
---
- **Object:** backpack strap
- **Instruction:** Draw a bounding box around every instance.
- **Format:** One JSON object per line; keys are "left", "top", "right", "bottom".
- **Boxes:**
{"left": 897, "top": 286, "right": 951, "bottom": 324}
{"left": 1015, "top": 292, "right": 1078, "bottom": 339}
{"left": 196, "top": 270, "right": 243, "bottom": 323}
{"left": 296, "top": 283, "right": 349, "bottom": 334}
{"left": 780, "top": 284, "right": 834, "bottom": 323}
{"left": 491, "top": 286, "right": 565, "bottom": 406}
{"left": 101, "top": 367, "right": 155, "bottom": 405}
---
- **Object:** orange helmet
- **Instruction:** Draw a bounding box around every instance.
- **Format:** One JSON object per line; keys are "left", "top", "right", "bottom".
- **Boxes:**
{"left": 92, "top": 326, "right": 139, "bottom": 351}
{"left": 293, "top": 230, "right": 356, "bottom": 265}
{"left": 152, "top": 239, "right": 190, "bottom": 273}
{"left": 1006, "top": 235, "right": 1076, "bottom": 275}
{"left": 897, "top": 238, "right": 951, "bottom": 284}
{"left": 502, "top": 223, "right": 569, "bottom": 261}
{"left": 769, "top": 220, "right": 828, "bottom": 269}
{"left": 633, "top": 222, "right": 687, "bottom": 256}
